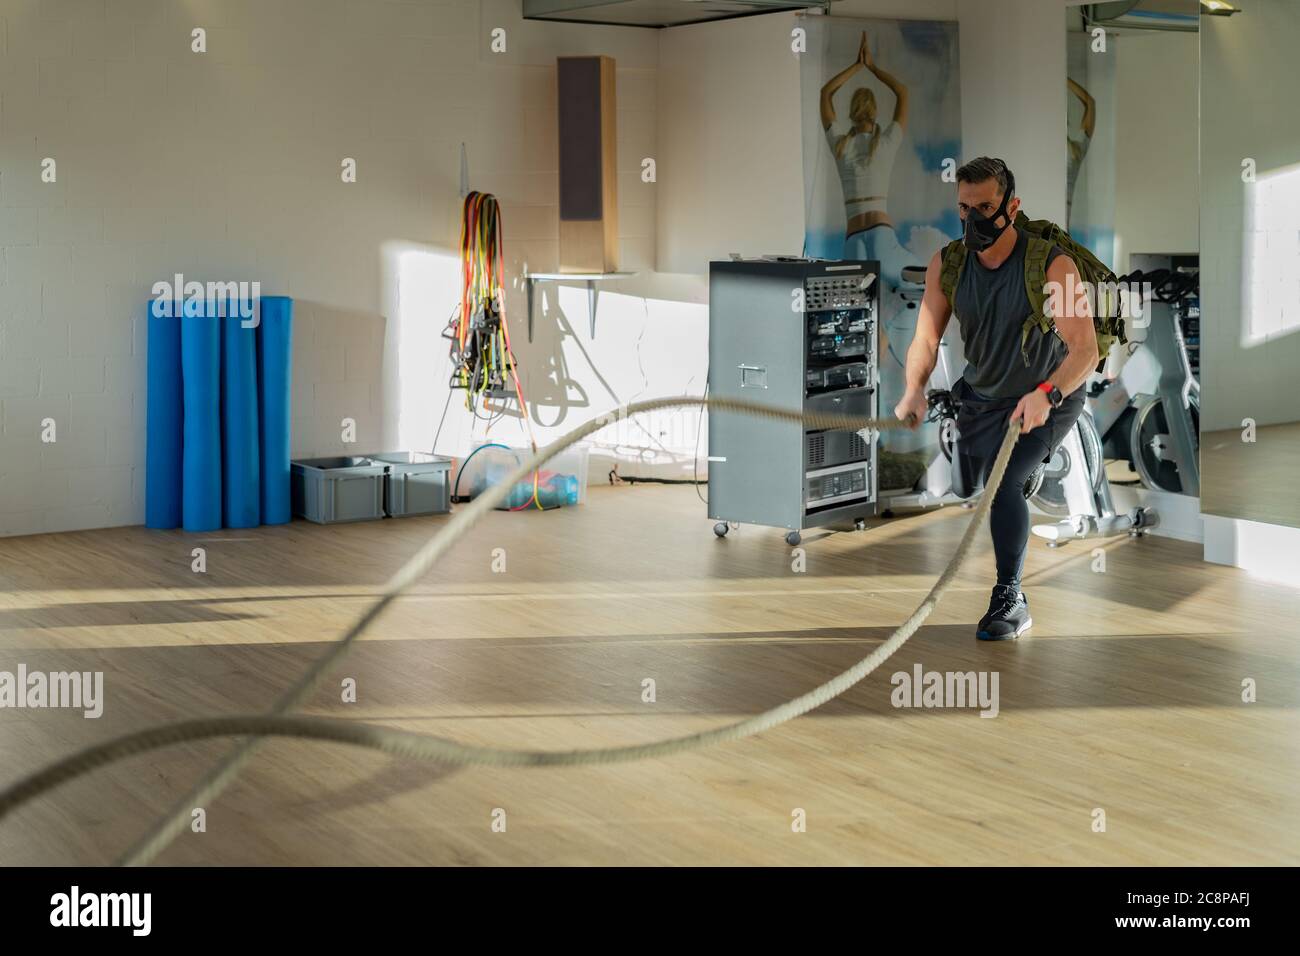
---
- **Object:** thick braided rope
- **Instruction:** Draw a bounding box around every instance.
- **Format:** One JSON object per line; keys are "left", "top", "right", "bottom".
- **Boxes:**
{"left": 108, "top": 398, "right": 920, "bottom": 865}
{"left": 0, "top": 396, "right": 1019, "bottom": 864}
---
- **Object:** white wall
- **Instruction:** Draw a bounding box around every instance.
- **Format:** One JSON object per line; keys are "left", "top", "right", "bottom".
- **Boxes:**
{"left": 1112, "top": 31, "right": 1198, "bottom": 274}
{"left": 655, "top": 12, "right": 802, "bottom": 275}
{"left": 655, "top": 1, "right": 959, "bottom": 275}
{"left": 959, "top": 0, "right": 1067, "bottom": 222}
{"left": 1203, "top": 513, "right": 1300, "bottom": 587}
{"left": 0, "top": 0, "right": 698, "bottom": 536}
{"left": 391, "top": 1, "right": 708, "bottom": 486}
{"left": 0, "top": 0, "right": 1112, "bottom": 537}
{"left": 656, "top": 0, "right": 1072, "bottom": 279}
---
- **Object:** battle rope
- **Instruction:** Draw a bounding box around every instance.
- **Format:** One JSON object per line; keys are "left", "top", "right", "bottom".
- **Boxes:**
{"left": 0, "top": 397, "right": 1020, "bottom": 864}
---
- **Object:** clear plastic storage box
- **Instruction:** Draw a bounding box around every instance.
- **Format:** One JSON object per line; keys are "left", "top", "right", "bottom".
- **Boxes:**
{"left": 453, "top": 442, "right": 590, "bottom": 509}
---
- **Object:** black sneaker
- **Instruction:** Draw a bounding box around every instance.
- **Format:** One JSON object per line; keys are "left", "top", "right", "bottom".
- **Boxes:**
{"left": 976, "top": 584, "right": 1032, "bottom": 641}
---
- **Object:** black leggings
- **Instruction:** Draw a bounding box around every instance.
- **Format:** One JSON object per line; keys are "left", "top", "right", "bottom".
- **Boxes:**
{"left": 962, "top": 431, "right": 1051, "bottom": 589}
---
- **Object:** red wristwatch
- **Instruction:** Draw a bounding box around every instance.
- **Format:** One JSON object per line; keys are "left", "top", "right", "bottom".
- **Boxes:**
{"left": 1037, "top": 381, "right": 1064, "bottom": 409}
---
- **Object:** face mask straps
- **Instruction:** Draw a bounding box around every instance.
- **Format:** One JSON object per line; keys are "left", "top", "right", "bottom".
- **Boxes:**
{"left": 962, "top": 188, "right": 1014, "bottom": 252}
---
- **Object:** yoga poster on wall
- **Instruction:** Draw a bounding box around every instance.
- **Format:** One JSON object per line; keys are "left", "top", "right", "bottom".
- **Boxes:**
{"left": 799, "top": 15, "right": 962, "bottom": 454}
{"left": 1066, "top": 30, "right": 1117, "bottom": 266}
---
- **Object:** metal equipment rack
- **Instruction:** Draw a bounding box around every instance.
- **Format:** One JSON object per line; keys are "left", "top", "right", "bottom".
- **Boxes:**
{"left": 708, "top": 258, "right": 881, "bottom": 545}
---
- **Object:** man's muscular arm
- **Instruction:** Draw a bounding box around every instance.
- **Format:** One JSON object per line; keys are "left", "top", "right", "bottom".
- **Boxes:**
{"left": 1010, "top": 254, "right": 1098, "bottom": 431}
{"left": 894, "top": 248, "right": 952, "bottom": 428}
{"left": 1045, "top": 255, "right": 1099, "bottom": 395}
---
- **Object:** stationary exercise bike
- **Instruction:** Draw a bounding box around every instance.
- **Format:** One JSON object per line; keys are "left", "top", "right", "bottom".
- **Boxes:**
{"left": 1085, "top": 263, "right": 1201, "bottom": 496}
{"left": 921, "top": 386, "right": 1052, "bottom": 502}
{"left": 1026, "top": 264, "right": 1202, "bottom": 545}
{"left": 877, "top": 261, "right": 1157, "bottom": 544}
{"left": 916, "top": 383, "right": 1157, "bottom": 545}
{"left": 1025, "top": 402, "right": 1158, "bottom": 546}
{"left": 877, "top": 265, "right": 970, "bottom": 514}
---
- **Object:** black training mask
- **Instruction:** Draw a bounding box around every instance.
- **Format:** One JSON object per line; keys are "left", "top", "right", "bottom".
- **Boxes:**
{"left": 962, "top": 190, "right": 1013, "bottom": 252}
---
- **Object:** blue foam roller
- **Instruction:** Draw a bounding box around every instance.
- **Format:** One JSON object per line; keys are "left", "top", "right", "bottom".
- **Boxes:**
{"left": 257, "top": 296, "right": 294, "bottom": 525}
{"left": 181, "top": 298, "right": 223, "bottom": 532}
{"left": 221, "top": 297, "right": 261, "bottom": 528}
{"left": 145, "top": 299, "right": 183, "bottom": 529}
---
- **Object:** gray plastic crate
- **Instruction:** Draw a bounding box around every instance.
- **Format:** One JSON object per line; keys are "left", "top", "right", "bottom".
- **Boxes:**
{"left": 291, "top": 457, "right": 387, "bottom": 524}
{"left": 368, "top": 452, "right": 452, "bottom": 517}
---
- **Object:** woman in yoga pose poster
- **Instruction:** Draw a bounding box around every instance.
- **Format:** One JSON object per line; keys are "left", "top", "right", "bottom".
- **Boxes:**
{"left": 805, "top": 20, "right": 961, "bottom": 456}
{"left": 820, "top": 31, "right": 911, "bottom": 291}
{"left": 1066, "top": 76, "right": 1096, "bottom": 230}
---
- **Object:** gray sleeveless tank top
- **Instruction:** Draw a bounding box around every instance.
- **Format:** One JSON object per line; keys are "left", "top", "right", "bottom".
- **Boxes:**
{"left": 952, "top": 229, "right": 1068, "bottom": 399}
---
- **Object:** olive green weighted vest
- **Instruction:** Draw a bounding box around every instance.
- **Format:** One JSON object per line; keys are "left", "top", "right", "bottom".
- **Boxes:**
{"left": 938, "top": 211, "right": 1126, "bottom": 371}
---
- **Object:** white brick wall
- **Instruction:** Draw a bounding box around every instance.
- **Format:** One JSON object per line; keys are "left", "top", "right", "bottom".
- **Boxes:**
{"left": 0, "top": 0, "right": 689, "bottom": 536}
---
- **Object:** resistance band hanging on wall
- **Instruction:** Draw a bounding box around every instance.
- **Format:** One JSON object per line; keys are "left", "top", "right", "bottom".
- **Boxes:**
{"left": 444, "top": 191, "right": 544, "bottom": 510}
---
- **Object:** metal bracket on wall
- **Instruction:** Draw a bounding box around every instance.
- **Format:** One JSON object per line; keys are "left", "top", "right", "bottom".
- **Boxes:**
{"left": 524, "top": 272, "right": 637, "bottom": 341}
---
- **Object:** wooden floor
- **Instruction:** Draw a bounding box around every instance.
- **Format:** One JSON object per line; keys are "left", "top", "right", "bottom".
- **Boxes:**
{"left": 1, "top": 485, "right": 1298, "bottom": 866}
{"left": 1202, "top": 421, "right": 1300, "bottom": 528}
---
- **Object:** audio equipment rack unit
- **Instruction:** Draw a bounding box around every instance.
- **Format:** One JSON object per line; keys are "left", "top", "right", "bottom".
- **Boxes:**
{"left": 708, "top": 258, "right": 881, "bottom": 545}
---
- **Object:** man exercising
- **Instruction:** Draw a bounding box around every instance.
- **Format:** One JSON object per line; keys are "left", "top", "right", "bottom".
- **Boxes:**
{"left": 894, "top": 157, "right": 1097, "bottom": 640}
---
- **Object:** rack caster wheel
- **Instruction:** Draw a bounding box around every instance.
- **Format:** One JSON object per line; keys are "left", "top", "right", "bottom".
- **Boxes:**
{"left": 854, "top": 518, "right": 867, "bottom": 531}
{"left": 880, "top": 509, "right": 895, "bottom": 519}
{"left": 785, "top": 531, "right": 802, "bottom": 547}
{"left": 713, "top": 522, "right": 729, "bottom": 538}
